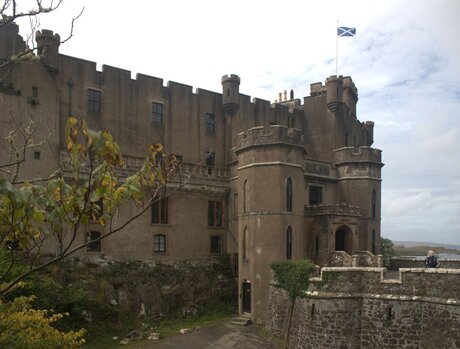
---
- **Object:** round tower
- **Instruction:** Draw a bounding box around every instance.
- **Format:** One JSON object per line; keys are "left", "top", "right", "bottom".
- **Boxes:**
{"left": 235, "top": 124, "right": 306, "bottom": 324}
{"left": 221, "top": 74, "right": 240, "bottom": 116}
{"left": 35, "top": 29, "right": 60, "bottom": 61}
{"left": 326, "top": 75, "right": 343, "bottom": 114}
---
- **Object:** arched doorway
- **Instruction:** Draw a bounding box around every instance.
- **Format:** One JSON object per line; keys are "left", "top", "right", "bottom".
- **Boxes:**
{"left": 335, "top": 225, "right": 353, "bottom": 255}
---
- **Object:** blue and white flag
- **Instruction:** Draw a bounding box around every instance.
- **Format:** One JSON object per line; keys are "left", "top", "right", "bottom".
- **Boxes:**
{"left": 337, "top": 27, "right": 356, "bottom": 37}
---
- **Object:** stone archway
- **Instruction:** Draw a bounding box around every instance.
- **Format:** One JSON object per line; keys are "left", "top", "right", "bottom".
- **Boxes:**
{"left": 335, "top": 225, "right": 353, "bottom": 255}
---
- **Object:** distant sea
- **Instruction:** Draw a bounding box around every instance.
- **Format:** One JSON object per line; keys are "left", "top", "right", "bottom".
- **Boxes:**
{"left": 401, "top": 253, "right": 460, "bottom": 260}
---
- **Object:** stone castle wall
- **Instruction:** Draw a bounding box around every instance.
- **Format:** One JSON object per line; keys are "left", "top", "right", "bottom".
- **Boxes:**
{"left": 266, "top": 267, "right": 460, "bottom": 349}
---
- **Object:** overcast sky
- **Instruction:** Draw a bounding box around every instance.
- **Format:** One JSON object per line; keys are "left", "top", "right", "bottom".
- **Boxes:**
{"left": 15, "top": 0, "right": 460, "bottom": 245}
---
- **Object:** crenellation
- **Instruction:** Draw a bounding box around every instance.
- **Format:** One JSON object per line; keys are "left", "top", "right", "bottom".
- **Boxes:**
{"left": 334, "top": 146, "right": 382, "bottom": 164}
{"left": 236, "top": 124, "right": 304, "bottom": 151}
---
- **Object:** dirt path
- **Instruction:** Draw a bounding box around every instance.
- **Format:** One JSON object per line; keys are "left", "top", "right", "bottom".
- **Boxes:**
{"left": 128, "top": 322, "right": 280, "bottom": 349}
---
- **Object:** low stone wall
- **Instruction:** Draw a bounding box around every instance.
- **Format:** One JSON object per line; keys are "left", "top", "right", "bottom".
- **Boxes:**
{"left": 389, "top": 257, "right": 460, "bottom": 270}
{"left": 55, "top": 256, "right": 237, "bottom": 319}
{"left": 266, "top": 267, "right": 460, "bottom": 349}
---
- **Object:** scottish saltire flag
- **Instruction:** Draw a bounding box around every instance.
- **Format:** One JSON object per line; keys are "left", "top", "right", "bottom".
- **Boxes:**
{"left": 338, "top": 27, "right": 356, "bottom": 37}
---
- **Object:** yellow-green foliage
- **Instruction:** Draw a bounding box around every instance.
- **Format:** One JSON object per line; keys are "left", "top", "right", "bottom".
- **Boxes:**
{"left": 0, "top": 296, "right": 86, "bottom": 349}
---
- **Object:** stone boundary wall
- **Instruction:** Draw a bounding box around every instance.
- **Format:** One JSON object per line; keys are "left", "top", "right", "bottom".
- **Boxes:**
{"left": 389, "top": 257, "right": 460, "bottom": 270}
{"left": 266, "top": 267, "right": 460, "bottom": 349}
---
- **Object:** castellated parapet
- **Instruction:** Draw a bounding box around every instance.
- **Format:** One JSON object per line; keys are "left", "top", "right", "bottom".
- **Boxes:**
{"left": 236, "top": 125, "right": 304, "bottom": 152}
{"left": 333, "top": 146, "right": 382, "bottom": 165}
{"left": 267, "top": 267, "right": 460, "bottom": 349}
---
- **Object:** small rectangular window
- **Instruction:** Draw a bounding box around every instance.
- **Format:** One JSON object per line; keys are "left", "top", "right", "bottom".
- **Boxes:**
{"left": 309, "top": 186, "right": 322, "bottom": 205}
{"left": 32, "top": 86, "right": 38, "bottom": 98}
{"left": 88, "top": 89, "right": 102, "bottom": 113}
{"left": 86, "top": 231, "right": 101, "bottom": 251}
{"left": 211, "top": 236, "right": 222, "bottom": 253}
{"left": 154, "top": 234, "right": 166, "bottom": 252}
{"left": 34, "top": 151, "right": 41, "bottom": 160}
{"left": 208, "top": 200, "right": 224, "bottom": 227}
{"left": 152, "top": 102, "right": 163, "bottom": 124}
{"left": 205, "top": 113, "right": 216, "bottom": 135}
{"left": 152, "top": 198, "right": 168, "bottom": 224}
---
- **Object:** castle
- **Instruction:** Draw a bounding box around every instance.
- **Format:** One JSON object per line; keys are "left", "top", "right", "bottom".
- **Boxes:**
{"left": 0, "top": 23, "right": 382, "bottom": 323}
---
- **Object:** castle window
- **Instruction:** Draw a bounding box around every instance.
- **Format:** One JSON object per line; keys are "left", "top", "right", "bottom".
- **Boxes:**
{"left": 286, "top": 177, "right": 293, "bottom": 212}
{"left": 87, "top": 89, "right": 102, "bottom": 113}
{"left": 372, "top": 229, "right": 376, "bottom": 254}
{"left": 309, "top": 186, "right": 322, "bottom": 205}
{"left": 208, "top": 200, "right": 223, "bottom": 227}
{"left": 152, "top": 197, "right": 168, "bottom": 224}
{"left": 86, "top": 231, "right": 101, "bottom": 252}
{"left": 243, "top": 227, "right": 249, "bottom": 261}
{"left": 233, "top": 193, "right": 238, "bottom": 219}
{"left": 372, "top": 190, "right": 376, "bottom": 218}
{"left": 32, "top": 86, "right": 38, "bottom": 98}
{"left": 286, "top": 226, "right": 293, "bottom": 259}
{"left": 151, "top": 102, "right": 163, "bottom": 124}
{"left": 154, "top": 234, "right": 166, "bottom": 252}
{"left": 205, "top": 113, "right": 216, "bottom": 135}
{"left": 34, "top": 151, "right": 41, "bottom": 160}
{"left": 210, "top": 235, "right": 222, "bottom": 253}
{"left": 243, "top": 180, "right": 248, "bottom": 213}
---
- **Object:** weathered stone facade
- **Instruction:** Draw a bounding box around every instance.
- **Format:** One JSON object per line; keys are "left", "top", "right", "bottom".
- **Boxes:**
{"left": 267, "top": 267, "right": 460, "bottom": 348}
{"left": 0, "top": 23, "right": 383, "bottom": 323}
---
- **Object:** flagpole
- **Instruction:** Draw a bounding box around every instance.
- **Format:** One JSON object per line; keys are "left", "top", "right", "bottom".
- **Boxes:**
{"left": 336, "top": 19, "right": 339, "bottom": 76}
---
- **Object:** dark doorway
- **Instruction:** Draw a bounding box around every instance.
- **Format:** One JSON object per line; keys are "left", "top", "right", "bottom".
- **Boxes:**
{"left": 242, "top": 281, "right": 251, "bottom": 313}
{"left": 335, "top": 226, "right": 353, "bottom": 255}
{"left": 336, "top": 230, "right": 346, "bottom": 251}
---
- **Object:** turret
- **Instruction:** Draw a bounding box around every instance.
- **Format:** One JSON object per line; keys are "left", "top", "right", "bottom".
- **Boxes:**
{"left": 363, "top": 121, "right": 374, "bottom": 146}
{"left": 221, "top": 74, "right": 240, "bottom": 116}
{"left": 0, "top": 21, "right": 26, "bottom": 60}
{"left": 326, "top": 75, "right": 343, "bottom": 114}
{"left": 35, "top": 29, "right": 60, "bottom": 62}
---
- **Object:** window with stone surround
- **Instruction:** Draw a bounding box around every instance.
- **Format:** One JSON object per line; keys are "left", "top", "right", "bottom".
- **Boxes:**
{"left": 208, "top": 200, "right": 223, "bottom": 227}
{"left": 205, "top": 113, "right": 215, "bottom": 135}
{"left": 309, "top": 186, "right": 322, "bottom": 205}
{"left": 87, "top": 89, "right": 102, "bottom": 113}
{"left": 154, "top": 234, "right": 166, "bottom": 252}
{"left": 151, "top": 102, "right": 163, "bottom": 124}
{"left": 151, "top": 197, "right": 168, "bottom": 224}
{"left": 210, "top": 235, "right": 222, "bottom": 253}
{"left": 86, "top": 231, "right": 101, "bottom": 252}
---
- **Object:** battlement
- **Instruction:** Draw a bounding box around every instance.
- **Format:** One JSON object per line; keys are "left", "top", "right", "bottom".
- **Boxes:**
{"left": 236, "top": 125, "right": 304, "bottom": 152}
{"left": 333, "top": 146, "right": 382, "bottom": 164}
{"left": 221, "top": 74, "right": 240, "bottom": 83}
{"left": 309, "top": 266, "right": 460, "bottom": 301}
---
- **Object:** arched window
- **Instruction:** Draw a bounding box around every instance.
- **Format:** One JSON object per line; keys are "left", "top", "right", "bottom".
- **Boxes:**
{"left": 154, "top": 234, "right": 166, "bottom": 252}
{"left": 243, "top": 227, "right": 249, "bottom": 261}
{"left": 286, "top": 177, "right": 293, "bottom": 212}
{"left": 286, "top": 226, "right": 293, "bottom": 259}
{"left": 372, "top": 190, "right": 376, "bottom": 218}
{"left": 243, "top": 180, "right": 248, "bottom": 213}
{"left": 372, "top": 229, "right": 376, "bottom": 254}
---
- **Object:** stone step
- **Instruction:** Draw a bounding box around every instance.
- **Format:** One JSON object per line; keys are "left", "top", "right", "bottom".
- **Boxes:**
{"left": 230, "top": 314, "right": 252, "bottom": 326}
